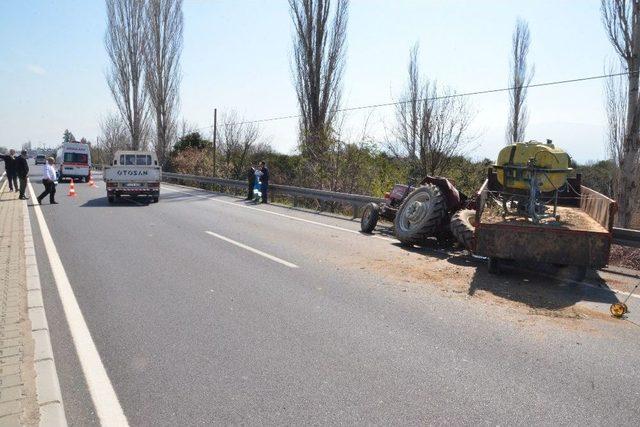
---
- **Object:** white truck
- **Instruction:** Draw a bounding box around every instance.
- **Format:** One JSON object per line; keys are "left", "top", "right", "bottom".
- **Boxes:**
{"left": 103, "top": 151, "right": 161, "bottom": 203}
{"left": 56, "top": 142, "right": 92, "bottom": 182}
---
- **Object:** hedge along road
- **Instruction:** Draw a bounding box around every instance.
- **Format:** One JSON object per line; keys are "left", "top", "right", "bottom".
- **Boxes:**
{"left": 26, "top": 166, "right": 640, "bottom": 425}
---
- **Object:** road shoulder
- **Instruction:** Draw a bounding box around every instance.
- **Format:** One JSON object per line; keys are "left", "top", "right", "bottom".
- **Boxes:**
{"left": 0, "top": 182, "right": 38, "bottom": 425}
{"left": 0, "top": 180, "right": 67, "bottom": 426}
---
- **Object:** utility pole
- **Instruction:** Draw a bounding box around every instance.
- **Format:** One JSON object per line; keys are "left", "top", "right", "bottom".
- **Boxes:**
{"left": 212, "top": 108, "right": 217, "bottom": 177}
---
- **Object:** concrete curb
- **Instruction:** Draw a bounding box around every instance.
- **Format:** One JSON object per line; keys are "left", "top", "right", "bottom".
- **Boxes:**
{"left": 22, "top": 200, "right": 68, "bottom": 427}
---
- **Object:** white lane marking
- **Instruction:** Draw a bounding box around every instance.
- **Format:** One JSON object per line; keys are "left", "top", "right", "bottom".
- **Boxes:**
{"left": 205, "top": 231, "right": 299, "bottom": 268}
{"left": 27, "top": 181, "right": 129, "bottom": 427}
{"left": 580, "top": 281, "right": 640, "bottom": 299}
{"left": 162, "top": 184, "right": 395, "bottom": 242}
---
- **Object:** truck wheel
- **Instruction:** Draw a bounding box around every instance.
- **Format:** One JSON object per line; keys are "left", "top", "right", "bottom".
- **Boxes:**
{"left": 153, "top": 196, "right": 159, "bottom": 203}
{"left": 108, "top": 195, "right": 115, "bottom": 204}
{"left": 450, "top": 209, "right": 476, "bottom": 251}
{"left": 488, "top": 257, "right": 501, "bottom": 274}
{"left": 393, "top": 184, "right": 446, "bottom": 245}
{"left": 361, "top": 202, "right": 380, "bottom": 233}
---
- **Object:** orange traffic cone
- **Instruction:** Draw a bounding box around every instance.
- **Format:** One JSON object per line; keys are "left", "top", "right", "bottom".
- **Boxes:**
{"left": 88, "top": 174, "right": 97, "bottom": 188}
{"left": 68, "top": 179, "right": 77, "bottom": 197}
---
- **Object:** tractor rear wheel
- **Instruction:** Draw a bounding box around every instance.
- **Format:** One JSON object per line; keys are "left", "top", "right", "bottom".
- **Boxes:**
{"left": 360, "top": 202, "right": 380, "bottom": 233}
{"left": 393, "top": 184, "right": 446, "bottom": 245}
{"left": 450, "top": 209, "right": 476, "bottom": 251}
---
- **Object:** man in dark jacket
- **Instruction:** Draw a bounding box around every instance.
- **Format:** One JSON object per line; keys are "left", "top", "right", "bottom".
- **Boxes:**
{"left": 15, "top": 150, "right": 29, "bottom": 199}
{"left": 259, "top": 161, "right": 269, "bottom": 204}
{"left": 0, "top": 149, "right": 18, "bottom": 192}
{"left": 246, "top": 165, "right": 256, "bottom": 200}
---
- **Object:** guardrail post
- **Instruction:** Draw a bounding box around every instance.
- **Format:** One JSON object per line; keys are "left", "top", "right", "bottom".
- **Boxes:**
{"left": 351, "top": 203, "right": 359, "bottom": 219}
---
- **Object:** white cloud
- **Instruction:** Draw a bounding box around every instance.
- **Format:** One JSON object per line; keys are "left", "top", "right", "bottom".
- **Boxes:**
{"left": 26, "top": 64, "right": 46, "bottom": 75}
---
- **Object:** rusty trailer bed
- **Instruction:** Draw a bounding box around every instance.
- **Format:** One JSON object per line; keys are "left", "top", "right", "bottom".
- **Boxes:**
{"left": 473, "top": 173, "right": 617, "bottom": 269}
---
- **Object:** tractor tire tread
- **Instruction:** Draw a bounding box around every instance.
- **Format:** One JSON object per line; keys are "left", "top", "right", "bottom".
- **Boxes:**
{"left": 394, "top": 185, "right": 446, "bottom": 245}
{"left": 361, "top": 202, "right": 380, "bottom": 233}
{"left": 450, "top": 209, "right": 476, "bottom": 251}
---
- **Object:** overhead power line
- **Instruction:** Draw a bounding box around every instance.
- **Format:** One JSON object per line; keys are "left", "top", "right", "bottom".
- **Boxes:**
{"left": 196, "top": 71, "right": 632, "bottom": 131}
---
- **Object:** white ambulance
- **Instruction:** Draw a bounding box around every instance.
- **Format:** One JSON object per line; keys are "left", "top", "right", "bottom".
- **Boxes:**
{"left": 56, "top": 142, "right": 92, "bottom": 182}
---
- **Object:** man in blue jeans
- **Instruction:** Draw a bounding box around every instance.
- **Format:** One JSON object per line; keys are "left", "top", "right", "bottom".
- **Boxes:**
{"left": 0, "top": 149, "right": 18, "bottom": 192}
{"left": 259, "top": 161, "right": 269, "bottom": 204}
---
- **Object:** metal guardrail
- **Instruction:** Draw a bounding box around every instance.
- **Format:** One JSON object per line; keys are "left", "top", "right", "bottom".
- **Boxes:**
{"left": 162, "top": 172, "right": 640, "bottom": 247}
{"left": 161, "top": 172, "right": 384, "bottom": 217}
{"left": 612, "top": 227, "right": 640, "bottom": 248}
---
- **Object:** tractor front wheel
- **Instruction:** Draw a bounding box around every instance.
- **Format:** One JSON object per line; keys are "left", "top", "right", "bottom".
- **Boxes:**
{"left": 360, "top": 202, "right": 380, "bottom": 233}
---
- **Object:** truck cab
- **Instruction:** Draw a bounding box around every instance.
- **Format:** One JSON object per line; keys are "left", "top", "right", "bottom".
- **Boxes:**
{"left": 103, "top": 151, "right": 161, "bottom": 203}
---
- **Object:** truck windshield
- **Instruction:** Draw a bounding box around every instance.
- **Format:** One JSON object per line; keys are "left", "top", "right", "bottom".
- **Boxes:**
{"left": 63, "top": 153, "right": 88, "bottom": 164}
{"left": 120, "top": 154, "right": 152, "bottom": 165}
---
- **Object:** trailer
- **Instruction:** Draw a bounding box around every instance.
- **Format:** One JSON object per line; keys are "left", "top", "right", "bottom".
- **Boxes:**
{"left": 473, "top": 171, "right": 617, "bottom": 280}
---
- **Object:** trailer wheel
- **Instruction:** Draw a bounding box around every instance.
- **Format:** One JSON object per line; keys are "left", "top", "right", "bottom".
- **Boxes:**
{"left": 107, "top": 195, "right": 115, "bottom": 204}
{"left": 450, "top": 209, "right": 476, "bottom": 251}
{"left": 361, "top": 202, "right": 380, "bottom": 233}
{"left": 569, "top": 266, "right": 587, "bottom": 282}
{"left": 488, "top": 257, "right": 501, "bottom": 274}
{"left": 393, "top": 184, "right": 446, "bottom": 245}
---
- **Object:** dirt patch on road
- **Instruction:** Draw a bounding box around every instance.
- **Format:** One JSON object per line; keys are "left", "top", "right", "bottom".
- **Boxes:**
{"left": 346, "top": 245, "right": 475, "bottom": 294}
{"left": 339, "top": 238, "right": 625, "bottom": 327}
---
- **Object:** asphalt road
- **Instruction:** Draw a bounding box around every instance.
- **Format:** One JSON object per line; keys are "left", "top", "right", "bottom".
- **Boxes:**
{"left": 24, "top": 162, "right": 640, "bottom": 426}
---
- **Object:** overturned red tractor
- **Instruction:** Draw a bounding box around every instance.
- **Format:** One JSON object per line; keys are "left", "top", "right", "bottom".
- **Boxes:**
{"left": 361, "top": 176, "right": 474, "bottom": 246}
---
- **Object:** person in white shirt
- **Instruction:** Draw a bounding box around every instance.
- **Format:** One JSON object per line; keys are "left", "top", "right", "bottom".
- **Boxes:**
{"left": 37, "top": 157, "right": 58, "bottom": 205}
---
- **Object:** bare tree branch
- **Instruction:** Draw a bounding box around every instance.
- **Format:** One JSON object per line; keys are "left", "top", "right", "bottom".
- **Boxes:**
{"left": 105, "top": 0, "right": 148, "bottom": 150}
{"left": 392, "top": 44, "right": 474, "bottom": 177}
{"left": 144, "top": 0, "right": 183, "bottom": 167}
{"left": 289, "top": 0, "right": 348, "bottom": 173}
{"left": 601, "top": 0, "right": 640, "bottom": 227}
{"left": 98, "top": 112, "right": 130, "bottom": 164}
{"left": 506, "top": 18, "right": 534, "bottom": 144}
{"left": 218, "top": 111, "right": 262, "bottom": 180}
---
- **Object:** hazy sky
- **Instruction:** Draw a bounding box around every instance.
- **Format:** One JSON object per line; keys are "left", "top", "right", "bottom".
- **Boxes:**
{"left": 0, "top": 0, "right": 619, "bottom": 162}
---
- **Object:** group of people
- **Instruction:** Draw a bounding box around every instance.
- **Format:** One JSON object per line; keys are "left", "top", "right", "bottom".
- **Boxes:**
{"left": 247, "top": 161, "right": 269, "bottom": 203}
{"left": 0, "top": 149, "right": 30, "bottom": 199}
{"left": 0, "top": 149, "right": 58, "bottom": 204}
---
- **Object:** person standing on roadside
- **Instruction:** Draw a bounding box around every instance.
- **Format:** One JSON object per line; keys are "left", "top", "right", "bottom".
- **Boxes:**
{"left": 253, "top": 167, "right": 263, "bottom": 203}
{"left": 0, "top": 149, "right": 18, "bottom": 192}
{"left": 259, "top": 161, "right": 269, "bottom": 204}
{"left": 246, "top": 164, "right": 256, "bottom": 200}
{"left": 37, "top": 157, "right": 58, "bottom": 205}
{"left": 15, "top": 150, "right": 29, "bottom": 200}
